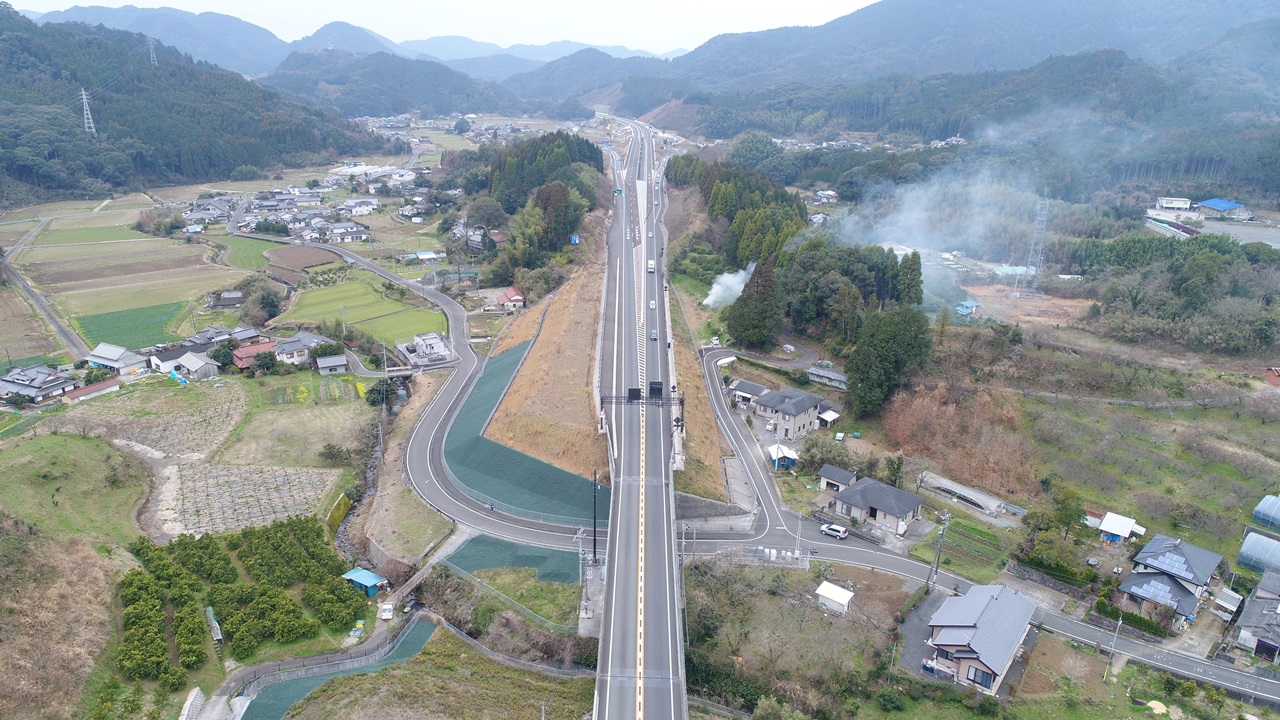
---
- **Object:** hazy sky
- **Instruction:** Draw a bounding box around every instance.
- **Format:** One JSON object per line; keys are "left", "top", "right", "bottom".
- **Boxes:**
{"left": 20, "top": 0, "right": 875, "bottom": 52}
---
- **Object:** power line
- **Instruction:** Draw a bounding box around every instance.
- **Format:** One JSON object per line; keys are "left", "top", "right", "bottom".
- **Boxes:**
{"left": 80, "top": 88, "right": 96, "bottom": 136}
{"left": 147, "top": 37, "right": 158, "bottom": 67}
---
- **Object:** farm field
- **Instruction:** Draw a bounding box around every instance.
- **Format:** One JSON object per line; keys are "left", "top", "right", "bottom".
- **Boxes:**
{"left": 209, "top": 234, "right": 278, "bottom": 270}
{"left": 276, "top": 274, "right": 446, "bottom": 344}
{"left": 0, "top": 219, "right": 38, "bottom": 247}
{"left": 910, "top": 515, "right": 1018, "bottom": 584}
{"left": 0, "top": 199, "right": 101, "bottom": 222}
{"left": 73, "top": 301, "right": 185, "bottom": 348}
{"left": 57, "top": 264, "right": 246, "bottom": 316}
{"left": 33, "top": 225, "right": 151, "bottom": 245}
{"left": 45, "top": 208, "right": 145, "bottom": 230}
{"left": 0, "top": 289, "right": 62, "bottom": 362}
{"left": 218, "top": 374, "right": 376, "bottom": 469}
{"left": 267, "top": 243, "right": 341, "bottom": 270}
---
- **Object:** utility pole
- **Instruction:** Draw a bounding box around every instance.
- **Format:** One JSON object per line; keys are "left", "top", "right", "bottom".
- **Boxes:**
{"left": 340, "top": 305, "right": 346, "bottom": 338}
{"left": 1105, "top": 615, "right": 1123, "bottom": 682}
{"left": 147, "top": 37, "right": 158, "bottom": 66}
{"left": 80, "top": 89, "right": 96, "bottom": 136}
{"left": 929, "top": 513, "right": 951, "bottom": 590}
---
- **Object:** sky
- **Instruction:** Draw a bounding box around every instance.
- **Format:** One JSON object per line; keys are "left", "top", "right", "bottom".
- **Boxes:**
{"left": 19, "top": 0, "right": 876, "bottom": 53}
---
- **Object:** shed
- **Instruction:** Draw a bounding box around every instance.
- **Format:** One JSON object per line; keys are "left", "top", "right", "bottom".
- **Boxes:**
{"left": 316, "top": 355, "right": 349, "bottom": 375}
{"left": 1266, "top": 368, "right": 1280, "bottom": 387}
{"left": 1099, "top": 512, "right": 1145, "bottom": 543}
{"left": 818, "top": 464, "right": 857, "bottom": 492}
{"left": 1255, "top": 496, "right": 1280, "bottom": 531}
{"left": 1240, "top": 532, "right": 1280, "bottom": 575}
{"left": 816, "top": 581, "right": 853, "bottom": 614}
{"left": 767, "top": 444, "right": 798, "bottom": 470}
{"left": 342, "top": 567, "right": 388, "bottom": 598}
{"left": 1216, "top": 588, "right": 1244, "bottom": 615}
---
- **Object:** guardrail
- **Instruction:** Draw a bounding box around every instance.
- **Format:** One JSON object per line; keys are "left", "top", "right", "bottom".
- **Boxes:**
{"left": 442, "top": 560, "right": 579, "bottom": 636}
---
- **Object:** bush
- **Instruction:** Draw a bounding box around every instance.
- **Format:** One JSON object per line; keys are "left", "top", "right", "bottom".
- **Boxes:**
{"left": 158, "top": 665, "right": 188, "bottom": 692}
{"left": 876, "top": 689, "right": 907, "bottom": 712}
{"left": 117, "top": 572, "right": 168, "bottom": 680}
{"left": 1094, "top": 596, "right": 1169, "bottom": 638}
{"left": 301, "top": 576, "right": 368, "bottom": 630}
{"left": 167, "top": 533, "right": 238, "bottom": 584}
{"left": 173, "top": 603, "right": 208, "bottom": 670}
{"left": 975, "top": 695, "right": 1000, "bottom": 716}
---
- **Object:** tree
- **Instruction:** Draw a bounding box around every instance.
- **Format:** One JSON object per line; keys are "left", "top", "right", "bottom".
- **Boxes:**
{"left": 799, "top": 433, "right": 854, "bottom": 473}
{"left": 1052, "top": 488, "right": 1084, "bottom": 538}
{"left": 209, "top": 344, "right": 234, "bottom": 368}
{"left": 366, "top": 379, "right": 396, "bottom": 408}
{"left": 258, "top": 290, "right": 281, "bottom": 319}
{"left": 896, "top": 251, "right": 923, "bottom": 305}
{"left": 845, "top": 307, "right": 932, "bottom": 417}
{"left": 310, "top": 342, "right": 344, "bottom": 359}
{"left": 466, "top": 196, "right": 508, "bottom": 229}
{"left": 723, "top": 254, "right": 783, "bottom": 349}
{"left": 251, "top": 352, "right": 277, "bottom": 375}
{"left": 728, "top": 131, "right": 783, "bottom": 170}
{"left": 885, "top": 456, "right": 904, "bottom": 488}
{"left": 453, "top": 118, "right": 471, "bottom": 134}
{"left": 83, "top": 367, "right": 113, "bottom": 384}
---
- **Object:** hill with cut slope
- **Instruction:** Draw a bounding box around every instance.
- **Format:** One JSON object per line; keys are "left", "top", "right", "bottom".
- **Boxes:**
{"left": 0, "top": 7, "right": 391, "bottom": 208}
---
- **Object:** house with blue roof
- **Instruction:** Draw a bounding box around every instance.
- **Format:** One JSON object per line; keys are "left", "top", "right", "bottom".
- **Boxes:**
{"left": 926, "top": 584, "right": 1035, "bottom": 695}
{"left": 954, "top": 300, "right": 981, "bottom": 319}
{"left": 1198, "top": 198, "right": 1254, "bottom": 221}
{"left": 1120, "top": 534, "right": 1221, "bottom": 624}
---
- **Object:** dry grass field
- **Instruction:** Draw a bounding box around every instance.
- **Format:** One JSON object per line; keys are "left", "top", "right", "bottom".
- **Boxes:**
{"left": 0, "top": 219, "right": 38, "bottom": 248}
{"left": 670, "top": 291, "right": 730, "bottom": 501}
{"left": 484, "top": 224, "right": 607, "bottom": 481}
{"left": 1018, "top": 634, "right": 1109, "bottom": 698}
{"left": 0, "top": 289, "right": 61, "bottom": 362}
{"left": 0, "top": 533, "right": 115, "bottom": 720}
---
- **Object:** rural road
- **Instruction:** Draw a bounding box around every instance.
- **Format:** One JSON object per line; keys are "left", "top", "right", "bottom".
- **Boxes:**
{"left": 1, "top": 217, "right": 91, "bottom": 358}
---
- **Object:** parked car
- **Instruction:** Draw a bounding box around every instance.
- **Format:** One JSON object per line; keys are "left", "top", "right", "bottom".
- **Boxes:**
{"left": 379, "top": 602, "right": 394, "bottom": 620}
{"left": 820, "top": 524, "right": 850, "bottom": 540}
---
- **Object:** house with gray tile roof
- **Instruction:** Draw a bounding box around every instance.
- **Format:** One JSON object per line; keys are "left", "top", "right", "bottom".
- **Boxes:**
{"left": 751, "top": 387, "right": 825, "bottom": 441}
{"left": 833, "top": 477, "right": 925, "bottom": 533}
{"left": 0, "top": 364, "right": 76, "bottom": 403}
{"left": 728, "top": 379, "right": 769, "bottom": 405}
{"left": 1235, "top": 571, "right": 1280, "bottom": 662}
{"left": 818, "top": 464, "right": 857, "bottom": 492}
{"left": 927, "top": 584, "right": 1035, "bottom": 695}
{"left": 1122, "top": 534, "right": 1222, "bottom": 621}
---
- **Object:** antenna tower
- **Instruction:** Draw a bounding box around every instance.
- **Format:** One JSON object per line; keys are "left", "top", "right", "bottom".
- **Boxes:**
{"left": 1012, "top": 199, "right": 1049, "bottom": 300}
{"left": 147, "top": 37, "right": 158, "bottom": 66}
{"left": 80, "top": 89, "right": 97, "bottom": 136}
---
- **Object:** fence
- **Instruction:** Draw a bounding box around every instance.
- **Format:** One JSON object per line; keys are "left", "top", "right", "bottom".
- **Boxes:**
{"left": 716, "top": 544, "right": 811, "bottom": 570}
{"left": 442, "top": 560, "right": 580, "bottom": 635}
{"left": 432, "top": 613, "right": 595, "bottom": 679}
{"left": 234, "top": 613, "right": 424, "bottom": 698}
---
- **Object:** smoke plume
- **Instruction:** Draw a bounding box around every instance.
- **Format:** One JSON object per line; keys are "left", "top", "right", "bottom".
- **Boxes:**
{"left": 703, "top": 263, "right": 756, "bottom": 308}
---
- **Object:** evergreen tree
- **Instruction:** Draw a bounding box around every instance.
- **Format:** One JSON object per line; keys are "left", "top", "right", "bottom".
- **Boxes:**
{"left": 845, "top": 306, "right": 931, "bottom": 417}
{"left": 895, "top": 251, "right": 924, "bottom": 305}
{"left": 724, "top": 255, "right": 783, "bottom": 350}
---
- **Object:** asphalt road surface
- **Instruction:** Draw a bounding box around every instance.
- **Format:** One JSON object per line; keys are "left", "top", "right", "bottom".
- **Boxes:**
{"left": 594, "top": 119, "right": 687, "bottom": 720}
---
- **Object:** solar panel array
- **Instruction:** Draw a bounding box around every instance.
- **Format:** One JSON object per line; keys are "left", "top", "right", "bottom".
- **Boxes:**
{"left": 1132, "top": 578, "right": 1176, "bottom": 608}
{"left": 1145, "top": 550, "right": 1193, "bottom": 581}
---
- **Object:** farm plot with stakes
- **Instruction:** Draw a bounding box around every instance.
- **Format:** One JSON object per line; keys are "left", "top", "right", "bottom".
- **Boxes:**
{"left": 163, "top": 464, "right": 342, "bottom": 535}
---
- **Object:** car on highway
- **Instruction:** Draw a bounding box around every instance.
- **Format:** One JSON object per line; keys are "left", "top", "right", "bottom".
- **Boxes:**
{"left": 650, "top": 329, "right": 658, "bottom": 341}
{"left": 650, "top": 300, "right": 656, "bottom": 309}
{"left": 820, "top": 524, "right": 850, "bottom": 540}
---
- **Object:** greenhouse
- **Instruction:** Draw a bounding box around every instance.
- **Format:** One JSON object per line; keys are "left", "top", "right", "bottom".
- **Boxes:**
{"left": 1239, "top": 532, "right": 1280, "bottom": 574}
{"left": 1254, "top": 495, "right": 1280, "bottom": 531}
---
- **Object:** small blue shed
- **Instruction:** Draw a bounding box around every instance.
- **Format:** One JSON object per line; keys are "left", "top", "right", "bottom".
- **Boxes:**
{"left": 342, "top": 567, "right": 388, "bottom": 598}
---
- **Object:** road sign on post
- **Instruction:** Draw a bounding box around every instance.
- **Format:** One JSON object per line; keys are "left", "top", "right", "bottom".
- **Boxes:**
{"left": 571, "top": 234, "right": 580, "bottom": 245}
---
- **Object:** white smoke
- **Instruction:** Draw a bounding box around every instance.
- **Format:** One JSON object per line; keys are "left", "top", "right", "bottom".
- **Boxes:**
{"left": 703, "top": 262, "right": 756, "bottom": 308}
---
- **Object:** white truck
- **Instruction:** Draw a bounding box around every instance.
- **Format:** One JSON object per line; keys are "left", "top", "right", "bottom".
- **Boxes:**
{"left": 647, "top": 259, "right": 656, "bottom": 273}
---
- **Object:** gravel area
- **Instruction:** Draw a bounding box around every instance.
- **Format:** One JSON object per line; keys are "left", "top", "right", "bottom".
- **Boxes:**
{"left": 166, "top": 463, "right": 341, "bottom": 535}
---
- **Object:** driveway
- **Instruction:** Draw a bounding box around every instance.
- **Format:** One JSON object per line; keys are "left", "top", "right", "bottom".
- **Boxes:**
{"left": 899, "top": 588, "right": 951, "bottom": 677}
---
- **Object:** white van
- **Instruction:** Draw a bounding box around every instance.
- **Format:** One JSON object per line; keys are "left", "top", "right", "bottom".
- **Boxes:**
{"left": 647, "top": 260, "right": 656, "bottom": 273}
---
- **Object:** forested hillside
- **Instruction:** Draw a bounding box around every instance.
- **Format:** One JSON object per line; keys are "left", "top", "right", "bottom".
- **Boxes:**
{"left": 260, "top": 50, "right": 523, "bottom": 118}
{"left": 488, "top": 132, "right": 604, "bottom": 213}
{"left": 0, "top": 6, "right": 391, "bottom": 208}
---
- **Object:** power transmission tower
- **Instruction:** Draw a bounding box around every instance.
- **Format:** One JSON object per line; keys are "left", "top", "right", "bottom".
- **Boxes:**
{"left": 1012, "top": 199, "right": 1049, "bottom": 300}
{"left": 80, "top": 89, "right": 97, "bottom": 136}
{"left": 147, "top": 37, "right": 158, "bottom": 66}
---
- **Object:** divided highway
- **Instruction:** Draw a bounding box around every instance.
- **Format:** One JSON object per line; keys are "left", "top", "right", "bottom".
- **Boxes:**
{"left": 594, "top": 120, "right": 687, "bottom": 720}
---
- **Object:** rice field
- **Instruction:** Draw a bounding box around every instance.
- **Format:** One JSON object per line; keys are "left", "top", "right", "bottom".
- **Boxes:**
{"left": 276, "top": 275, "right": 446, "bottom": 343}
{"left": 210, "top": 235, "right": 278, "bottom": 270}
{"left": 33, "top": 226, "right": 151, "bottom": 245}
{"left": 0, "top": 220, "right": 39, "bottom": 248}
{"left": 0, "top": 289, "right": 61, "bottom": 361}
{"left": 73, "top": 301, "right": 185, "bottom": 349}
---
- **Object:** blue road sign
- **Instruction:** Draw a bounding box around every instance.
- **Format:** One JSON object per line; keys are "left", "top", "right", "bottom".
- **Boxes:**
{"left": 570, "top": 234, "right": 580, "bottom": 245}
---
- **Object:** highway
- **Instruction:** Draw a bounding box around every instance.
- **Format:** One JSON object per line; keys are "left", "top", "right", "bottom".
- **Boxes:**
{"left": 594, "top": 119, "right": 687, "bottom": 720}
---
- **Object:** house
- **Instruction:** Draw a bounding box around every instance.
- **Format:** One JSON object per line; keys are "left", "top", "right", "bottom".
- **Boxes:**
{"left": 230, "top": 327, "right": 262, "bottom": 344}
{"left": 818, "top": 464, "right": 857, "bottom": 493}
{"left": 727, "top": 379, "right": 769, "bottom": 405}
{"left": 1235, "top": 571, "right": 1280, "bottom": 661}
{"left": 233, "top": 341, "right": 278, "bottom": 369}
{"left": 327, "top": 222, "right": 370, "bottom": 242}
{"left": 1265, "top": 368, "right": 1280, "bottom": 387}
{"left": 208, "top": 291, "right": 245, "bottom": 310}
{"left": 150, "top": 342, "right": 214, "bottom": 374}
{"left": 86, "top": 343, "right": 147, "bottom": 374}
{"left": 1157, "top": 197, "right": 1192, "bottom": 211}
{"left": 176, "top": 352, "right": 219, "bottom": 380}
{"left": 397, "top": 332, "right": 453, "bottom": 366}
{"left": 184, "top": 224, "right": 205, "bottom": 234}
{"left": 807, "top": 365, "right": 848, "bottom": 390}
{"left": 817, "top": 400, "right": 841, "bottom": 428}
{"left": 832, "top": 477, "right": 925, "bottom": 534}
{"left": 342, "top": 567, "right": 388, "bottom": 598}
{"left": 496, "top": 287, "right": 525, "bottom": 310}
{"left": 816, "top": 581, "right": 853, "bottom": 614}
{"left": 954, "top": 300, "right": 981, "bottom": 318}
{"left": 751, "top": 387, "right": 825, "bottom": 441}
{"left": 274, "top": 331, "right": 334, "bottom": 365}
{"left": 0, "top": 365, "right": 77, "bottom": 403}
{"left": 927, "top": 585, "right": 1035, "bottom": 695}
{"left": 766, "top": 443, "right": 798, "bottom": 470}
{"left": 1099, "top": 512, "right": 1146, "bottom": 544}
{"left": 1198, "top": 198, "right": 1254, "bottom": 221}
{"left": 342, "top": 198, "right": 380, "bottom": 216}
{"left": 1120, "top": 534, "right": 1222, "bottom": 621}
{"left": 316, "top": 355, "right": 349, "bottom": 375}
{"left": 61, "top": 377, "right": 120, "bottom": 404}
{"left": 185, "top": 326, "right": 233, "bottom": 346}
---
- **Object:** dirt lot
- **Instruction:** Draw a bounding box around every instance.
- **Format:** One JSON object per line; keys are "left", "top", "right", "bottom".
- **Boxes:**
{"left": 671, "top": 292, "right": 730, "bottom": 501}
{"left": 216, "top": 399, "right": 374, "bottom": 468}
{"left": 485, "top": 213, "right": 608, "bottom": 481}
{"left": 267, "top": 244, "right": 340, "bottom": 270}
{"left": 963, "top": 285, "right": 1094, "bottom": 327}
{"left": 25, "top": 248, "right": 207, "bottom": 286}
{"left": 1018, "top": 633, "right": 1110, "bottom": 698}
{"left": 0, "top": 289, "right": 60, "bottom": 360}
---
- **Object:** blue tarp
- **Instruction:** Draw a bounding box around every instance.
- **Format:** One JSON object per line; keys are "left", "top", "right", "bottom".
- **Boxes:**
{"left": 342, "top": 567, "right": 387, "bottom": 597}
{"left": 1199, "top": 198, "right": 1243, "bottom": 211}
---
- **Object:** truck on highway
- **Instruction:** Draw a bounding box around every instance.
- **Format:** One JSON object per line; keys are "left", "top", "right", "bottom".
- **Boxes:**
{"left": 647, "top": 260, "right": 656, "bottom": 273}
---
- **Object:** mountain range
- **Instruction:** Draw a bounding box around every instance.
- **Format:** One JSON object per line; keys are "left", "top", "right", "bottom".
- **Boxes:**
{"left": 24, "top": 5, "right": 678, "bottom": 79}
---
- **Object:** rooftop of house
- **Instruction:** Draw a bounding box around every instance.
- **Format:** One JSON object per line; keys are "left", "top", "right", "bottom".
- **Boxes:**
{"left": 753, "top": 387, "right": 824, "bottom": 416}
{"left": 1258, "top": 570, "right": 1280, "bottom": 597}
{"left": 807, "top": 365, "right": 848, "bottom": 381}
{"left": 154, "top": 342, "right": 214, "bottom": 363}
{"left": 1134, "top": 534, "right": 1222, "bottom": 587}
{"left": 818, "top": 463, "right": 857, "bottom": 487}
{"left": 833, "top": 477, "right": 925, "bottom": 518}
{"left": 88, "top": 342, "right": 132, "bottom": 362}
{"left": 1120, "top": 570, "right": 1200, "bottom": 617}
{"left": 929, "top": 585, "right": 1035, "bottom": 674}
{"left": 316, "top": 355, "right": 348, "bottom": 369}
{"left": 728, "top": 379, "right": 770, "bottom": 397}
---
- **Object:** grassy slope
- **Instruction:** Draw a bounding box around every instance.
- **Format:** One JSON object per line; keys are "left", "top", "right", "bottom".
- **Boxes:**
{"left": 471, "top": 567, "right": 581, "bottom": 626}
{"left": 276, "top": 274, "right": 446, "bottom": 344}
